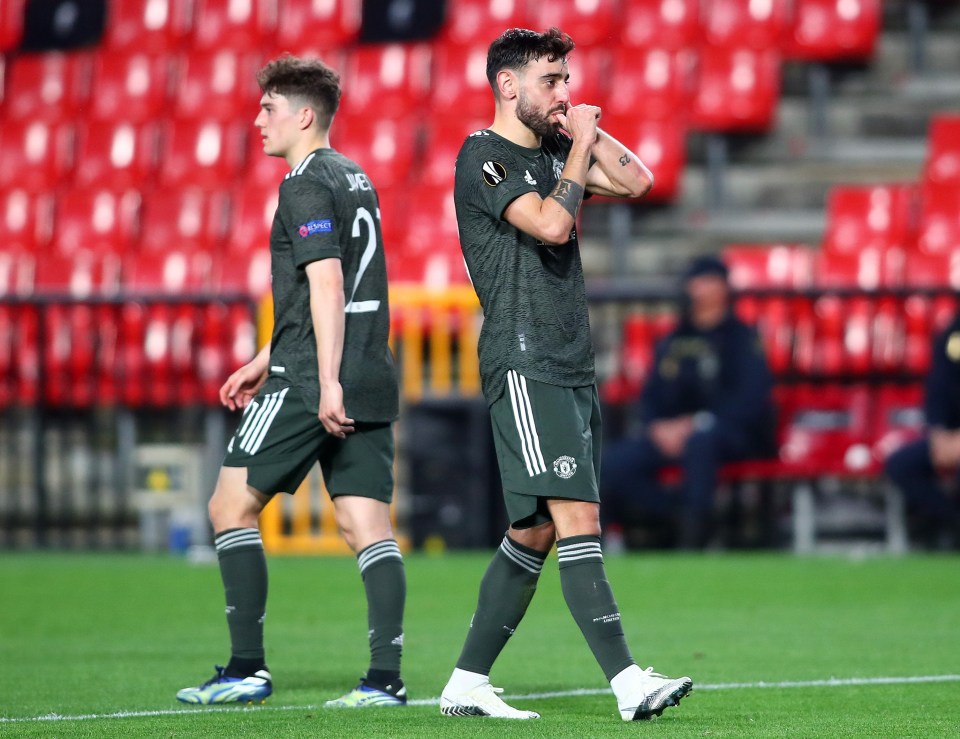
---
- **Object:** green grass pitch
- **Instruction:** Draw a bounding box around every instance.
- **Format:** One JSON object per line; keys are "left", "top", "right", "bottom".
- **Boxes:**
{"left": 2, "top": 551, "right": 958, "bottom": 737}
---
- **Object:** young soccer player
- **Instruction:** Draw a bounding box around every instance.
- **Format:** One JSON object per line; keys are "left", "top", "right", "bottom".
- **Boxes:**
{"left": 176, "top": 56, "right": 407, "bottom": 709}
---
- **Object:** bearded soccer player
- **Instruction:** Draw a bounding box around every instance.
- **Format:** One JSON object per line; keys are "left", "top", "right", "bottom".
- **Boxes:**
{"left": 439, "top": 28, "right": 693, "bottom": 721}
{"left": 176, "top": 56, "right": 407, "bottom": 709}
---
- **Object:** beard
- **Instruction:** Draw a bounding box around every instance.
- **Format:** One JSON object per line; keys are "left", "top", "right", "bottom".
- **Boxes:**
{"left": 517, "top": 91, "right": 562, "bottom": 138}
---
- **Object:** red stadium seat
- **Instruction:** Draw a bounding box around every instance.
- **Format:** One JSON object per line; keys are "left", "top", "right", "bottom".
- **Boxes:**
{"left": 871, "top": 296, "right": 904, "bottom": 374}
{"left": 702, "top": 0, "right": 790, "bottom": 49}
{"left": 87, "top": 52, "right": 174, "bottom": 122}
{"left": 778, "top": 383, "right": 874, "bottom": 474}
{"left": 871, "top": 384, "right": 925, "bottom": 467}
{"left": 137, "top": 187, "right": 230, "bottom": 255}
{"left": 124, "top": 250, "right": 216, "bottom": 293}
{"left": 102, "top": 0, "right": 194, "bottom": 51}
{"left": 52, "top": 188, "right": 141, "bottom": 257}
{"left": 172, "top": 50, "right": 261, "bottom": 121}
{"left": 44, "top": 304, "right": 105, "bottom": 407}
{"left": 916, "top": 184, "right": 960, "bottom": 255}
{"left": 904, "top": 250, "right": 960, "bottom": 290}
{"left": 531, "top": 0, "right": 620, "bottom": 48}
{"left": 565, "top": 47, "right": 610, "bottom": 109}
{"left": 275, "top": 0, "right": 360, "bottom": 51}
{"left": 333, "top": 117, "right": 418, "bottom": 190}
{"left": 923, "top": 115, "right": 960, "bottom": 187}
{"left": 606, "top": 47, "right": 695, "bottom": 120}
{"left": 621, "top": 0, "right": 701, "bottom": 50}
{"left": 821, "top": 184, "right": 918, "bottom": 255}
{"left": 431, "top": 43, "right": 495, "bottom": 119}
{"left": 2, "top": 51, "right": 92, "bottom": 120}
{"left": 394, "top": 184, "right": 468, "bottom": 287}
{"left": 439, "top": 0, "right": 532, "bottom": 46}
{"left": 724, "top": 243, "right": 813, "bottom": 290}
{"left": 339, "top": 43, "right": 432, "bottom": 120}
{"left": 157, "top": 119, "right": 248, "bottom": 188}
{"left": 33, "top": 251, "right": 123, "bottom": 296}
{"left": 0, "top": 189, "right": 53, "bottom": 256}
{"left": 813, "top": 248, "right": 903, "bottom": 290}
{"left": 784, "top": 0, "right": 881, "bottom": 61}
{"left": 691, "top": 46, "right": 780, "bottom": 132}
{"left": 602, "top": 310, "right": 676, "bottom": 403}
{"left": 72, "top": 120, "right": 160, "bottom": 188}
{"left": 602, "top": 115, "right": 687, "bottom": 202}
{"left": 225, "top": 186, "right": 278, "bottom": 255}
{"left": 0, "top": 0, "right": 24, "bottom": 51}
{"left": 0, "top": 120, "right": 74, "bottom": 193}
{"left": 214, "top": 246, "right": 271, "bottom": 297}
{"left": 11, "top": 304, "right": 39, "bottom": 404}
{"left": 420, "top": 118, "right": 488, "bottom": 187}
{"left": 190, "top": 0, "right": 277, "bottom": 50}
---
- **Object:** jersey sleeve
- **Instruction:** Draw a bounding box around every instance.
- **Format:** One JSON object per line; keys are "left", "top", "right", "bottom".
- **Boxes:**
{"left": 458, "top": 137, "right": 537, "bottom": 221}
{"left": 278, "top": 176, "right": 342, "bottom": 268}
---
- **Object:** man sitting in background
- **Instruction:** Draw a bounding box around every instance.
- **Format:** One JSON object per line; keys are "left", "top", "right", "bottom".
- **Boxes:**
{"left": 601, "top": 256, "right": 776, "bottom": 549}
{"left": 885, "top": 312, "right": 960, "bottom": 549}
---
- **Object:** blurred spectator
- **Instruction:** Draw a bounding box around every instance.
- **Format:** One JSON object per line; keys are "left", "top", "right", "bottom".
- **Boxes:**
{"left": 885, "top": 313, "right": 960, "bottom": 550}
{"left": 601, "top": 256, "right": 776, "bottom": 549}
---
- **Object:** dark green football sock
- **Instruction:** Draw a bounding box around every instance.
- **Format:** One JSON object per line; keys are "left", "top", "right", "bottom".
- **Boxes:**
{"left": 215, "top": 528, "right": 268, "bottom": 668}
{"left": 557, "top": 535, "right": 635, "bottom": 681}
{"left": 357, "top": 539, "right": 406, "bottom": 674}
{"left": 456, "top": 534, "right": 547, "bottom": 675}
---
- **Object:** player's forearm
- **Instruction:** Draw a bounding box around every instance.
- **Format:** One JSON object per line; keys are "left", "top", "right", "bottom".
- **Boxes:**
{"left": 591, "top": 129, "right": 653, "bottom": 198}
{"left": 539, "top": 144, "right": 591, "bottom": 243}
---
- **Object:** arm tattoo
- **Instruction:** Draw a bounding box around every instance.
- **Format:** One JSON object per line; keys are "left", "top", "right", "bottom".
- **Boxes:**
{"left": 619, "top": 153, "right": 631, "bottom": 166}
{"left": 549, "top": 178, "right": 585, "bottom": 219}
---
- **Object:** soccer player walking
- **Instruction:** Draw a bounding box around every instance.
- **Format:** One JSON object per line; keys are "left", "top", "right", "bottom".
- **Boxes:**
{"left": 176, "top": 56, "right": 407, "bottom": 708}
{"left": 439, "top": 28, "right": 693, "bottom": 721}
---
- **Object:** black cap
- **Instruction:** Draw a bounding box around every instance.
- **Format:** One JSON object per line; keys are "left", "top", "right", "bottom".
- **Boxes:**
{"left": 683, "top": 255, "right": 729, "bottom": 283}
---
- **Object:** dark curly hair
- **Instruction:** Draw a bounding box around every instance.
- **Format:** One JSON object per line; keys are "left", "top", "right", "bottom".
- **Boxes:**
{"left": 485, "top": 27, "right": 576, "bottom": 95}
{"left": 256, "top": 55, "right": 341, "bottom": 131}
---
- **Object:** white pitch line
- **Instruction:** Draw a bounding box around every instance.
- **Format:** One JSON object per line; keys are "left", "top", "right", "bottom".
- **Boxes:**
{"left": 2, "top": 674, "right": 959, "bottom": 724}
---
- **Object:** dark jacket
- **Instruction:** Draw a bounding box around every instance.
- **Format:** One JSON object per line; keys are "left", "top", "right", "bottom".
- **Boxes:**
{"left": 925, "top": 313, "right": 960, "bottom": 429}
{"left": 636, "top": 311, "right": 776, "bottom": 454}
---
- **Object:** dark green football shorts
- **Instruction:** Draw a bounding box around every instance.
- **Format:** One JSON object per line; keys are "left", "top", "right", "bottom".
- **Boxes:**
{"left": 488, "top": 371, "right": 602, "bottom": 529}
{"left": 222, "top": 384, "right": 394, "bottom": 501}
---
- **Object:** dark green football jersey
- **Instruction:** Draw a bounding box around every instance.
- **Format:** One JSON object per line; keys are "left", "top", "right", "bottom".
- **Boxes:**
{"left": 454, "top": 129, "right": 595, "bottom": 405}
{"left": 262, "top": 147, "right": 398, "bottom": 422}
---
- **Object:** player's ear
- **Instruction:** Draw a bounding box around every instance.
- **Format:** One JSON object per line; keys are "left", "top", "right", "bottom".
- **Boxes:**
{"left": 497, "top": 69, "right": 518, "bottom": 101}
{"left": 298, "top": 105, "right": 315, "bottom": 131}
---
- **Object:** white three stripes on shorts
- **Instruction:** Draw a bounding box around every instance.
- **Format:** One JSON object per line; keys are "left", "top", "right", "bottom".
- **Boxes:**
{"left": 507, "top": 370, "right": 546, "bottom": 477}
{"left": 227, "top": 387, "right": 289, "bottom": 456}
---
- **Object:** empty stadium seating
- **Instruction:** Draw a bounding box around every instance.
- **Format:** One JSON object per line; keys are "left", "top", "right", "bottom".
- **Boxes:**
{"left": 821, "top": 184, "right": 918, "bottom": 255}
{"left": 923, "top": 115, "right": 960, "bottom": 187}
{"left": 531, "top": 0, "right": 619, "bottom": 48}
{"left": 51, "top": 188, "right": 141, "bottom": 257}
{"left": 190, "top": 0, "right": 277, "bottom": 50}
{"left": 439, "top": 0, "right": 532, "bottom": 46}
{"left": 703, "top": 0, "right": 790, "bottom": 49}
{"left": 225, "top": 186, "right": 278, "bottom": 255}
{"left": 136, "top": 187, "right": 230, "bottom": 255}
{"left": 102, "top": 0, "right": 194, "bottom": 51}
{"left": 430, "top": 42, "right": 495, "bottom": 118}
{"left": 0, "top": 0, "right": 24, "bottom": 51}
{"left": 87, "top": 52, "right": 173, "bottom": 122}
{"left": 157, "top": 118, "right": 248, "bottom": 188}
{"left": 621, "top": 0, "right": 701, "bottom": 50}
{"left": 0, "top": 120, "right": 74, "bottom": 192}
{"left": 275, "top": 0, "right": 360, "bottom": 52}
{"left": 690, "top": 46, "right": 781, "bottom": 132}
{"left": 784, "top": 0, "right": 881, "bottom": 61}
{"left": 72, "top": 120, "right": 160, "bottom": 188}
{"left": 338, "top": 43, "right": 432, "bottom": 120}
{"left": 916, "top": 184, "right": 960, "bottom": 255}
{"left": 171, "top": 49, "right": 261, "bottom": 121}
{"left": 0, "top": 189, "right": 53, "bottom": 257}
{"left": 2, "top": 51, "right": 93, "bottom": 120}
{"left": 606, "top": 47, "right": 695, "bottom": 120}
{"left": 333, "top": 117, "right": 418, "bottom": 189}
